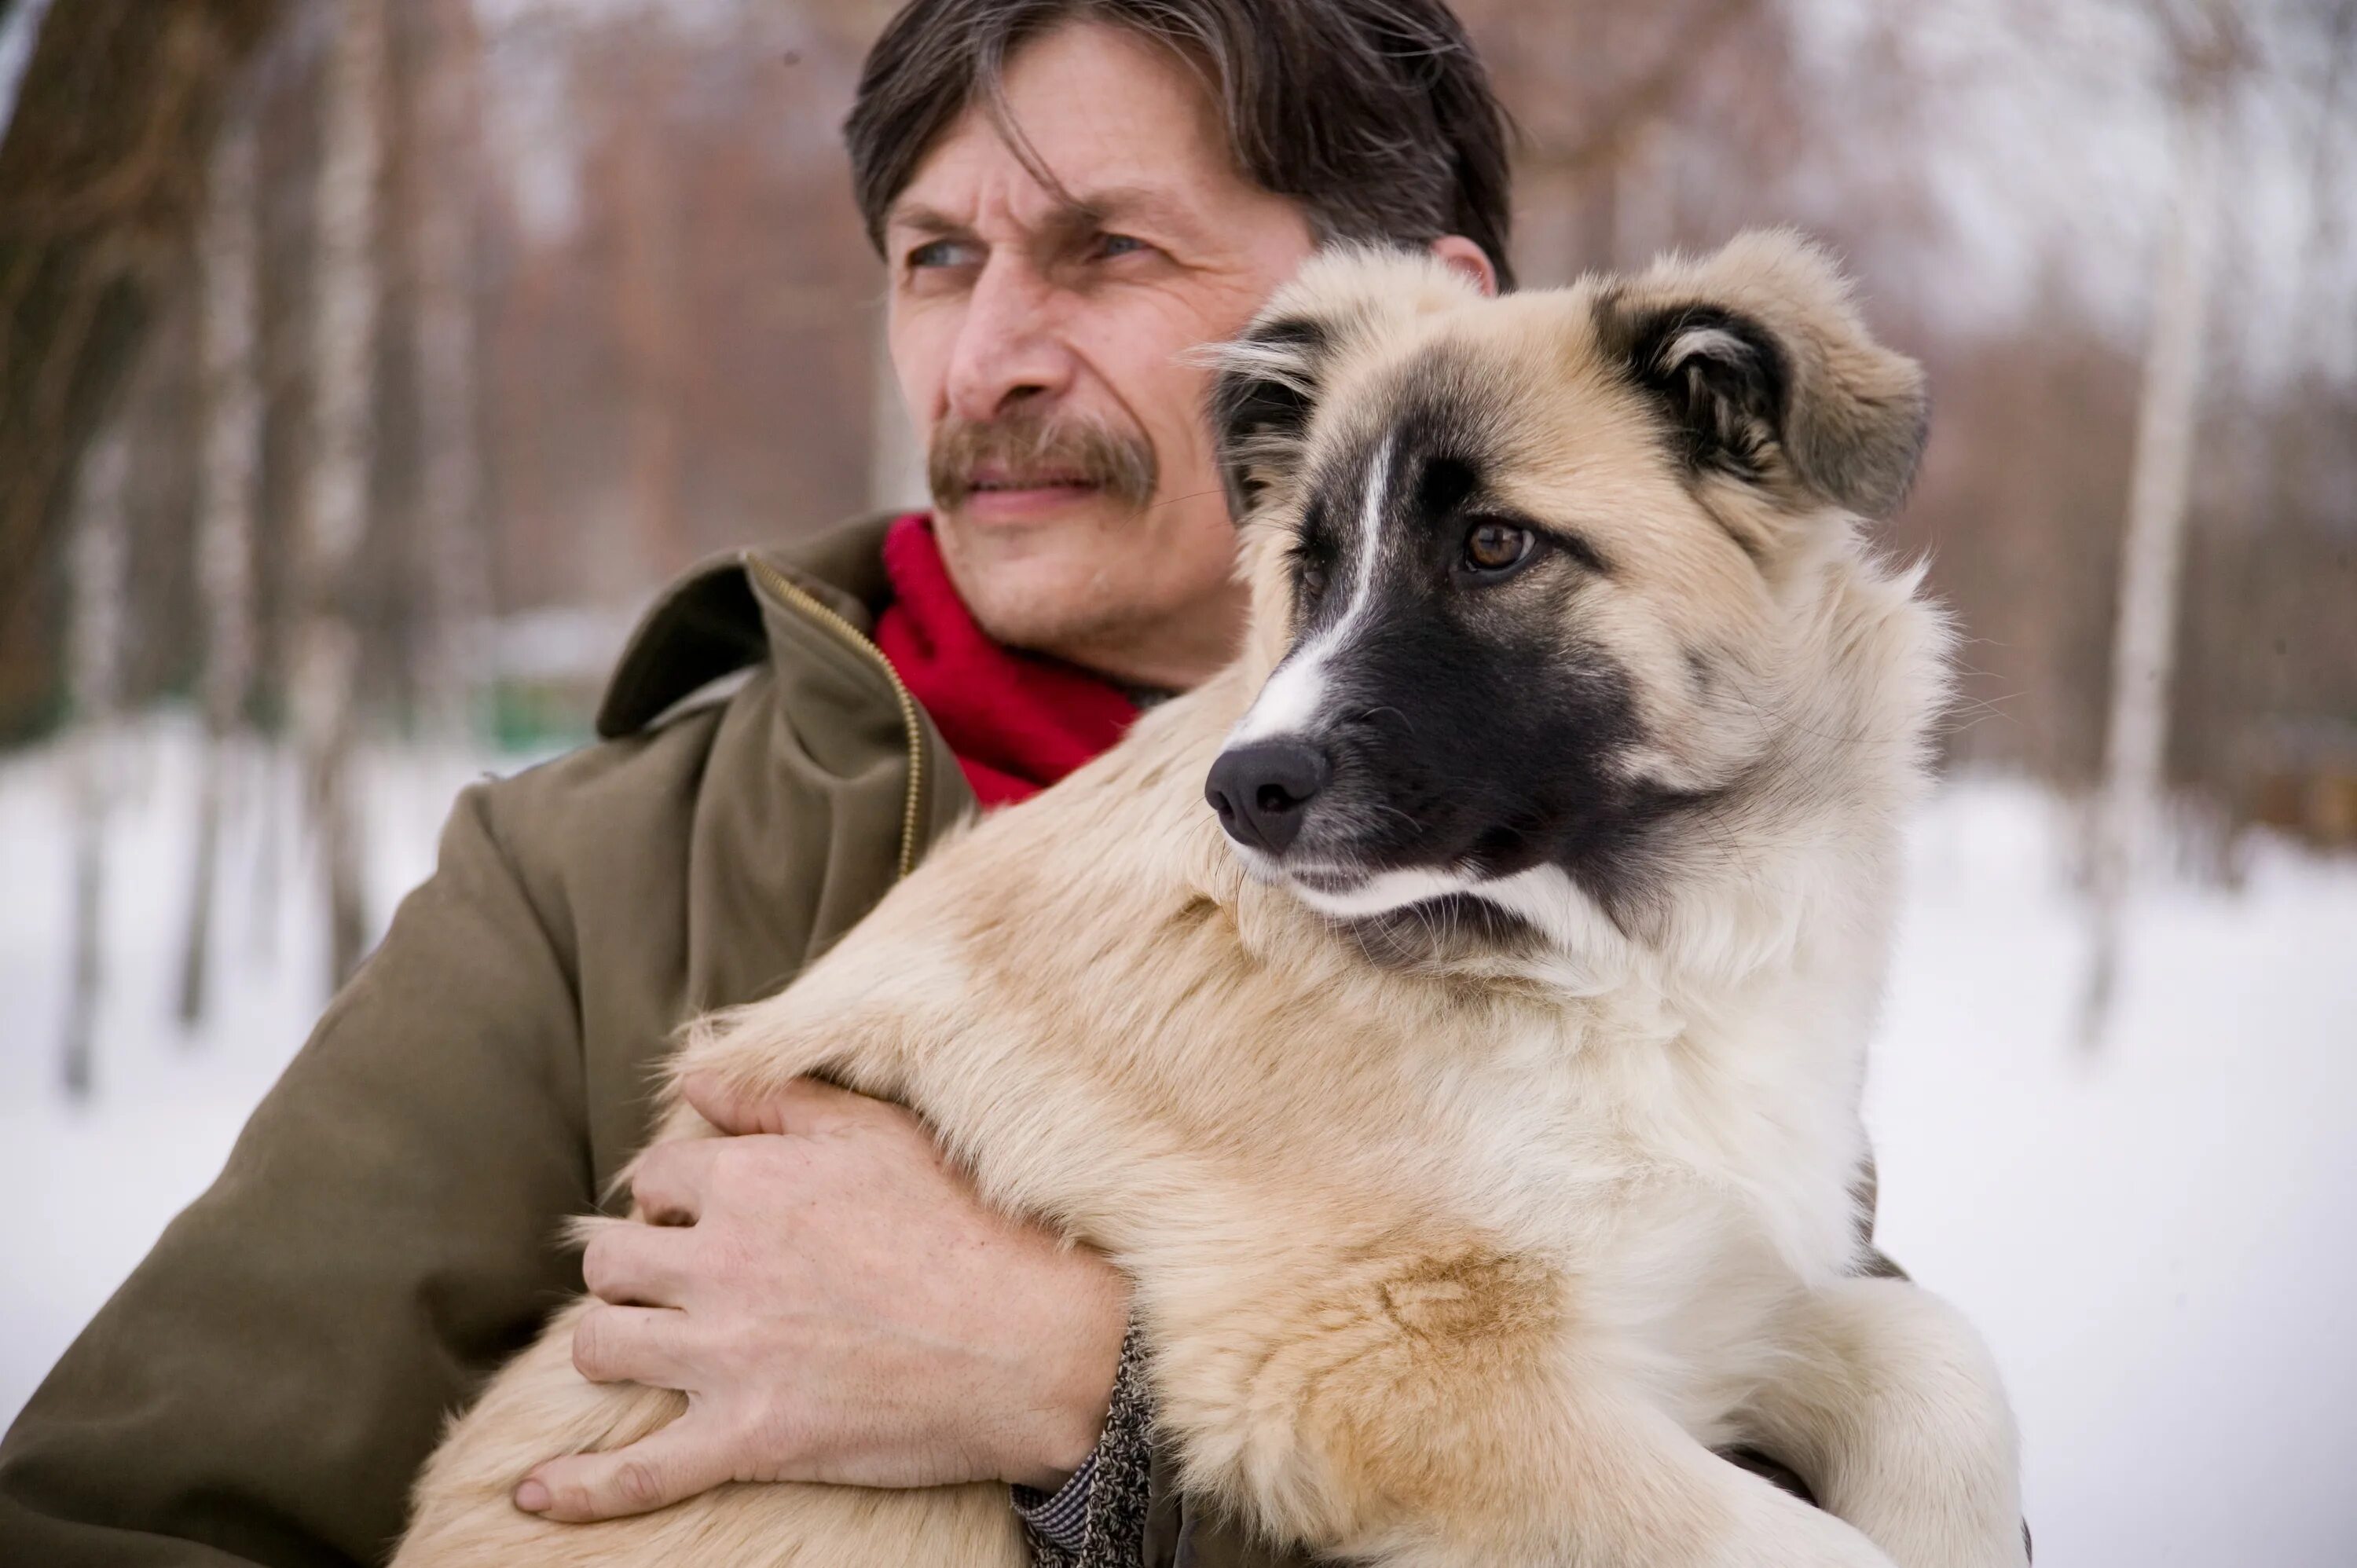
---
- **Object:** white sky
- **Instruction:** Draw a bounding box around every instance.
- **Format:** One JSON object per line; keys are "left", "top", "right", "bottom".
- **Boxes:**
{"left": 1790, "top": 0, "right": 2355, "bottom": 383}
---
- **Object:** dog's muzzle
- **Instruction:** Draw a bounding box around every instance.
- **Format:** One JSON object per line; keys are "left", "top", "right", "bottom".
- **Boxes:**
{"left": 1204, "top": 741, "right": 1332, "bottom": 856}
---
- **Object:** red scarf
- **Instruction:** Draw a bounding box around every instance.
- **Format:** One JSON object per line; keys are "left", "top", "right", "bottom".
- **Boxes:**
{"left": 873, "top": 515, "right": 1141, "bottom": 809}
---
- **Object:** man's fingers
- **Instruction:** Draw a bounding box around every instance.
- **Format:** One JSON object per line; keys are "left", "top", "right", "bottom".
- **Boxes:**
{"left": 681, "top": 1072, "right": 880, "bottom": 1139}
{"left": 515, "top": 1414, "right": 736, "bottom": 1522}
{"left": 580, "top": 1222, "right": 698, "bottom": 1308}
{"left": 570, "top": 1302, "right": 695, "bottom": 1388}
{"left": 625, "top": 1138, "right": 724, "bottom": 1225}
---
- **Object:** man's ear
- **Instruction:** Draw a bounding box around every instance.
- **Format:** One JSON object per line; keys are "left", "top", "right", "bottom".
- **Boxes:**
{"left": 1204, "top": 246, "right": 1483, "bottom": 525}
{"left": 1598, "top": 229, "right": 1928, "bottom": 522}
{"left": 1428, "top": 235, "right": 1498, "bottom": 297}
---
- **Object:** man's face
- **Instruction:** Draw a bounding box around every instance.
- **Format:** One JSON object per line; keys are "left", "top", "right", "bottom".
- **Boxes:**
{"left": 885, "top": 22, "right": 1318, "bottom": 689}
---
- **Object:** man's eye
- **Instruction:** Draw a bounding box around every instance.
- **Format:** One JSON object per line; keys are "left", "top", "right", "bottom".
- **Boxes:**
{"left": 1096, "top": 233, "right": 1149, "bottom": 259}
{"left": 906, "top": 240, "right": 972, "bottom": 270}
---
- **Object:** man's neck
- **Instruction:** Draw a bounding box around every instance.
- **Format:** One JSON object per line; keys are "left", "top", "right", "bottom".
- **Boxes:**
{"left": 1028, "top": 600, "right": 1249, "bottom": 695}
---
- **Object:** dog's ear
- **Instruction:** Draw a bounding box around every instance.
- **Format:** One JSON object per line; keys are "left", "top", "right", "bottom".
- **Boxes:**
{"left": 1205, "top": 313, "right": 1332, "bottom": 525}
{"left": 1204, "top": 247, "right": 1480, "bottom": 524}
{"left": 1599, "top": 229, "right": 1927, "bottom": 522}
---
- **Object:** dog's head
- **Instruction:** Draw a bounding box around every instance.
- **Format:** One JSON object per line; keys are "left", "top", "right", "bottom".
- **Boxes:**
{"left": 1201, "top": 231, "right": 1945, "bottom": 969}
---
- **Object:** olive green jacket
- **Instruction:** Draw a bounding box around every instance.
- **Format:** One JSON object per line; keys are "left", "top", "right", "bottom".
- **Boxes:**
{"left": 0, "top": 515, "right": 1227, "bottom": 1565}
{"left": 0, "top": 514, "right": 1863, "bottom": 1568}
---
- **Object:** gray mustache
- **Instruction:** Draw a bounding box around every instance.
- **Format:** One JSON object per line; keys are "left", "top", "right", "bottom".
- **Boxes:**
{"left": 926, "top": 410, "right": 1157, "bottom": 512}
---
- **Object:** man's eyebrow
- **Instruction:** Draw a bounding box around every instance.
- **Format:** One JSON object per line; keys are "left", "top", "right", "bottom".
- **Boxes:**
{"left": 885, "top": 185, "right": 1211, "bottom": 247}
{"left": 1056, "top": 185, "right": 1204, "bottom": 239}
{"left": 884, "top": 203, "right": 971, "bottom": 240}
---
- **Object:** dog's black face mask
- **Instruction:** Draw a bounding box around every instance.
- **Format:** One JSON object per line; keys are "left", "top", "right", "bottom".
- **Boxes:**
{"left": 1204, "top": 364, "right": 1703, "bottom": 956}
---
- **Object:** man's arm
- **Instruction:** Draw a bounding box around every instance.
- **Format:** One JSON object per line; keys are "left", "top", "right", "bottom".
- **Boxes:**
{"left": 0, "top": 782, "right": 594, "bottom": 1567}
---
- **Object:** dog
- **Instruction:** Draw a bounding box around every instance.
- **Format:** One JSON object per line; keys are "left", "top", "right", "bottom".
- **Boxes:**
{"left": 394, "top": 230, "right": 2025, "bottom": 1568}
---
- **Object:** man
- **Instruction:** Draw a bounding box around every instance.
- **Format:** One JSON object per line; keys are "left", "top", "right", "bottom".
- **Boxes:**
{"left": 0, "top": 3, "right": 1830, "bottom": 1566}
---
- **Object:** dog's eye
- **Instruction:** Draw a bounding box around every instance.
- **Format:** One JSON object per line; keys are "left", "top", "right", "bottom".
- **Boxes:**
{"left": 1298, "top": 560, "right": 1330, "bottom": 597}
{"left": 1461, "top": 520, "right": 1534, "bottom": 578}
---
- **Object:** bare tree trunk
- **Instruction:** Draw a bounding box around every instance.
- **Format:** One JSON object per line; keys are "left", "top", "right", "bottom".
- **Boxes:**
{"left": 1512, "top": 160, "right": 1585, "bottom": 290}
{"left": 2080, "top": 12, "right": 2232, "bottom": 1050}
{"left": 2, "top": 3, "right": 288, "bottom": 694}
{"left": 1612, "top": 123, "right": 1673, "bottom": 269}
{"left": 409, "top": 0, "right": 490, "bottom": 742}
{"left": 297, "top": 0, "right": 387, "bottom": 991}
{"left": 613, "top": 93, "right": 683, "bottom": 590}
{"left": 178, "top": 101, "right": 262, "bottom": 1028}
{"left": 62, "top": 416, "right": 131, "bottom": 1100}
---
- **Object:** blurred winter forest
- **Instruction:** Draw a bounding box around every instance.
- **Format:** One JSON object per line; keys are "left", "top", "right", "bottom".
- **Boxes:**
{"left": 2, "top": 1, "right": 2355, "bottom": 1562}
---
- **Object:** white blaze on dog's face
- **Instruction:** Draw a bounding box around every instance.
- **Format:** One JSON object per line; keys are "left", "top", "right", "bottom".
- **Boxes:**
{"left": 1200, "top": 233, "right": 1933, "bottom": 962}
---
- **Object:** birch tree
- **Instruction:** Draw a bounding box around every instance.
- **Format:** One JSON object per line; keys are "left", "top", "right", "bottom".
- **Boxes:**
{"left": 61, "top": 410, "right": 131, "bottom": 1099}
{"left": 2080, "top": 0, "right": 2242, "bottom": 1049}
{"left": 409, "top": 0, "right": 491, "bottom": 742}
{"left": 296, "top": 0, "right": 387, "bottom": 989}
{"left": 177, "top": 102, "right": 262, "bottom": 1027}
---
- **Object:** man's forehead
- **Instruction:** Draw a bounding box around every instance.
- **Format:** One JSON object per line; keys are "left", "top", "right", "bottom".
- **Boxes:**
{"left": 885, "top": 21, "right": 1247, "bottom": 239}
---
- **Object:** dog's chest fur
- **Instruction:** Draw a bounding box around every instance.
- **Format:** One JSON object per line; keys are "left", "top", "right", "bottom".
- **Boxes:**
{"left": 837, "top": 666, "right": 1882, "bottom": 1428}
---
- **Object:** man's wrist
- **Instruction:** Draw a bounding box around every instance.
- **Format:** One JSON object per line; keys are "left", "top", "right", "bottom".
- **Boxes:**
{"left": 1007, "top": 1395, "right": 1111, "bottom": 1492}
{"left": 1003, "top": 1250, "right": 1128, "bottom": 1489}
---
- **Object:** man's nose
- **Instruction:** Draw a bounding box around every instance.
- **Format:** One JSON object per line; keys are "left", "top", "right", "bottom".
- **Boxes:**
{"left": 1204, "top": 741, "right": 1332, "bottom": 856}
{"left": 944, "top": 258, "right": 1076, "bottom": 423}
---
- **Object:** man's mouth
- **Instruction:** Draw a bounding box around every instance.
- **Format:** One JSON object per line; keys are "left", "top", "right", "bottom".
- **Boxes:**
{"left": 955, "top": 470, "right": 1106, "bottom": 520}
{"left": 966, "top": 470, "right": 1097, "bottom": 494}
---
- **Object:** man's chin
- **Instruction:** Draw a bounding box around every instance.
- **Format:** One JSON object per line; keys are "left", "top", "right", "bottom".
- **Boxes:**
{"left": 931, "top": 490, "right": 1245, "bottom": 686}
{"left": 940, "top": 548, "right": 1141, "bottom": 663}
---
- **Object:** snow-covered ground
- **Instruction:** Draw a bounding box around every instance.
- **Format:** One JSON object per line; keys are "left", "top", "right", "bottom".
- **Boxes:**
{"left": 4, "top": 720, "right": 2352, "bottom": 1564}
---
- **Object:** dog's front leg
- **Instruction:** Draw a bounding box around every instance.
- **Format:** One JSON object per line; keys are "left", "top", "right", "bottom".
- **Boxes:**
{"left": 1746, "top": 1277, "right": 2027, "bottom": 1568}
{"left": 658, "top": 891, "right": 976, "bottom": 1127}
{"left": 1157, "top": 1247, "right": 1898, "bottom": 1568}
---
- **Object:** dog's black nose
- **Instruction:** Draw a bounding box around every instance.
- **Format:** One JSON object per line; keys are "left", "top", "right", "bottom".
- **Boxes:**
{"left": 1205, "top": 741, "right": 1331, "bottom": 855}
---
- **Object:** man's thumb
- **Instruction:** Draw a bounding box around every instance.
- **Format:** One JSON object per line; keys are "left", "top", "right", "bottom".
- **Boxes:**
{"left": 677, "top": 1068, "right": 773, "bottom": 1136}
{"left": 680, "top": 1071, "right": 871, "bottom": 1138}
{"left": 515, "top": 1416, "right": 732, "bottom": 1522}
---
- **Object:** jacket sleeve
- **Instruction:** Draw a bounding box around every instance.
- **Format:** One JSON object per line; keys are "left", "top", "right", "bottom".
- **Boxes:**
{"left": 0, "top": 782, "right": 596, "bottom": 1568}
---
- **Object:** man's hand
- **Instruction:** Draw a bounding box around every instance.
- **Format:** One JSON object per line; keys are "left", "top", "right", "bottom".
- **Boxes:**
{"left": 512, "top": 1076, "right": 1129, "bottom": 1522}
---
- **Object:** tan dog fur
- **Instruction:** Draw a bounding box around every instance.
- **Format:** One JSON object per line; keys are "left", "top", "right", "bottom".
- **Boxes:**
{"left": 395, "top": 233, "right": 2025, "bottom": 1568}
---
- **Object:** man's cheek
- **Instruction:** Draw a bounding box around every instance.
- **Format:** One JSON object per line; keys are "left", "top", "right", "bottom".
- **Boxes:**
{"left": 1128, "top": 365, "right": 1220, "bottom": 499}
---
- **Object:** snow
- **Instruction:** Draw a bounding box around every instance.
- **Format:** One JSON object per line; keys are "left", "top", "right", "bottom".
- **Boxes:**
{"left": 5, "top": 724, "right": 2354, "bottom": 1563}
{"left": 1866, "top": 781, "right": 2357, "bottom": 1565}
{"left": 0, "top": 720, "right": 513, "bottom": 1428}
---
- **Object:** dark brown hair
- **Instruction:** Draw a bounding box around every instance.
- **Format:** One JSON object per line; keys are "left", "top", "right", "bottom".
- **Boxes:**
{"left": 845, "top": 0, "right": 1516, "bottom": 289}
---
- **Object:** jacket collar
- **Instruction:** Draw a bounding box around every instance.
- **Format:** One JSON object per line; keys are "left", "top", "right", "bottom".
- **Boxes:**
{"left": 596, "top": 511, "right": 900, "bottom": 740}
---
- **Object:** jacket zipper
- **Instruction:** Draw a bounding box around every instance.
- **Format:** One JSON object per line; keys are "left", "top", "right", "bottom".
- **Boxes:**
{"left": 742, "top": 551, "right": 926, "bottom": 881}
